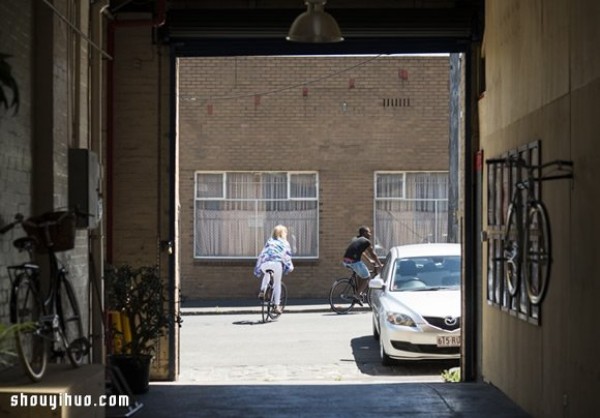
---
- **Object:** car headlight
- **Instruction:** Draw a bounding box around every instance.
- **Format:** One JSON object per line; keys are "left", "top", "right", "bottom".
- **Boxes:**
{"left": 385, "top": 312, "right": 417, "bottom": 327}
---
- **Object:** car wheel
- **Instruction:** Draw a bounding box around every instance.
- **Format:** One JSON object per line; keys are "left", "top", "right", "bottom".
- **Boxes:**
{"left": 372, "top": 317, "right": 380, "bottom": 340}
{"left": 380, "top": 341, "right": 394, "bottom": 366}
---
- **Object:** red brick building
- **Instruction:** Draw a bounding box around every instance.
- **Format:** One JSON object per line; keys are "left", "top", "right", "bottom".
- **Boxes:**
{"left": 178, "top": 55, "right": 451, "bottom": 300}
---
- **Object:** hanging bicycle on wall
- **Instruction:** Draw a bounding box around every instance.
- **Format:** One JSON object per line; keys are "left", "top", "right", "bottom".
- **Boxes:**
{"left": 486, "top": 154, "right": 573, "bottom": 305}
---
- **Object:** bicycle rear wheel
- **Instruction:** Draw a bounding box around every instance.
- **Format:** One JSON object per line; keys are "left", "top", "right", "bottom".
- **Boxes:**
{"left": 524, "top": 201, "right": 552, "bottom": 305}
{"left": 56, "top": 275, "right": 88, "bottom": 366}
{"left": 329, "top": 278, "right": 356, "bottom": 314}
{"left": 11, "top": 271, "right": 48, "bottom": 382}
{"left": 503, "top": 202, "right": 523, "bottom": 297}
{"left": 261, "top": 286, "right": 272, "bottom": 323}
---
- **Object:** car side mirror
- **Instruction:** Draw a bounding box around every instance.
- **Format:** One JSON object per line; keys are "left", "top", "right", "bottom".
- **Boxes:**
{"left": 369, "top": 277, "right": 385, "bottom": 290}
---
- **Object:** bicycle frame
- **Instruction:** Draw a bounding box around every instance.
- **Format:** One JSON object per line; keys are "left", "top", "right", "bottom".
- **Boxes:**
{"left": 329, "top": 267, "right": 373, "bottom": 314}
{"left": 261, "top": 270, "right": 287, "bottom": 322}
{"left": 2, "top": 210, "right": 89, "bottom": 381}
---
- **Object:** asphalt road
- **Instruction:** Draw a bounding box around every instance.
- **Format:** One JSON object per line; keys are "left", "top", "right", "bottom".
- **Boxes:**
{"left": 177, "top": 310, "right": 458, "bottom": 384}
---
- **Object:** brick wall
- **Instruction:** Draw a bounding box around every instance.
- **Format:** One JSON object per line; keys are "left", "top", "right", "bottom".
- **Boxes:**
{"left": 0, "top": 0, "right": 34, "bottom": 328}
{"left": 0, "top": 0, "right": 92, "bottom": 371}
{"left": 111, "top": 26, "right": 166, "bottom": 267}
{"left": 178, "top": 55, "right": 450, "bottom": 300}
{"left": 111, "top": 23, "right": 172, "bottom": 380}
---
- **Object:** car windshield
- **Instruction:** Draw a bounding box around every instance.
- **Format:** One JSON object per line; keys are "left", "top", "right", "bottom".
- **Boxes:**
{"left": 390, "top": 255, "right": 461, "bottom": 292}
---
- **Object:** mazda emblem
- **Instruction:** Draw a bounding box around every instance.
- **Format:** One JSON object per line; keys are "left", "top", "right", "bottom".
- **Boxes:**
{"left": 444, "top": 316, "right": 458, "bottom": 326}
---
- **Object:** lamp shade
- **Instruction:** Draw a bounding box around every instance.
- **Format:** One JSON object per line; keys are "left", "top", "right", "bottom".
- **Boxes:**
{"left": 286, "top": 1, "right": 344, "bottom": 43}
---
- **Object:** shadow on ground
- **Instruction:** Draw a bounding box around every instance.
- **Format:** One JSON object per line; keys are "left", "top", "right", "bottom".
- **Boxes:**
{"left": 130, "top": 382, "right": 530, "bottom": 418}
{"left": 350, "top": 335, "right": 459, "bottom": 378}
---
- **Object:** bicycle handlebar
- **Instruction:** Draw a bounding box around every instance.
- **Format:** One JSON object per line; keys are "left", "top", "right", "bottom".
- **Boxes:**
{"left": 1, "top": 207, "right": 89, "bottom": 244}
{"left": 0, "top": 213, "right": 24, "bottom": 234}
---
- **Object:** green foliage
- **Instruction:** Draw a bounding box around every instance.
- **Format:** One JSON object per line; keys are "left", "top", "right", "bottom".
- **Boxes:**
{"left": 441, "top": 366, "right": 461, "bottom": 383}
{"left": 0, "top": 322, "right": 33, "bottom": 367}
{"left": 0, "top": 53, "right": 19, "bottom": 115}
{"left": 105, "top": 264, "right": 169, "bottom": 357}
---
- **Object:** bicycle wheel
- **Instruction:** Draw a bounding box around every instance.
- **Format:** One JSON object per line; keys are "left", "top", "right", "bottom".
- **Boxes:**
{"left": 503, "top": 202, "right": 523, "bottom": 297}
{"left": 56, "top": 276, "right": 88, "bottom": 366}
{"left": 11, "top": 271, "right": 48, "bottom": 382}
{"left": 261, "top": 286, "right": 273, "bottom": 323}
{"left": 524, "top": 201, "right": 552, "bottom": 305}
{"left": 329, "top": 278, "right": 356, "bottom": 314}
{"left": 268, "top": 282, "right": 287, "bottom": 321}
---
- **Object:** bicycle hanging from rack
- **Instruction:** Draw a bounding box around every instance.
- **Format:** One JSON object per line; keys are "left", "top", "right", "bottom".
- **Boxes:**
{"left": 0, "top": 210, "right": 90, "bottom": 382}
{"left": 486, "top": 156, "right": 573, "bottom": 305}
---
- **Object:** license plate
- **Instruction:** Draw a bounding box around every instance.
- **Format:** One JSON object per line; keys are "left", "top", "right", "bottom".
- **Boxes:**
{"left": 437, "top": 335, "right": 461, "bottom": 347}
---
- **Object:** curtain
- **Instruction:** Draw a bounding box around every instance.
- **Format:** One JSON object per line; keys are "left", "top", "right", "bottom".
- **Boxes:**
{"left": 375, "top": 172, "right": 449, "bottom": 252}
{"left": 195, "top": 172, "right": 318, "bottom": 258}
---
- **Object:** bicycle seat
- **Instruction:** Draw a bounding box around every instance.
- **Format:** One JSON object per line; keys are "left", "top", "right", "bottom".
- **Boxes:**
{"left": 264, "top": 269, "right": 275, "bottom": 274}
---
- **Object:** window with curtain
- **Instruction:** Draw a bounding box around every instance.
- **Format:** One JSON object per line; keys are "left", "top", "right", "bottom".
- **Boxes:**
{"left": 375, "top": 172, "right": 449, "bottom": 255}
{"left": 194, "top": 171, "right": 319, "bottom": 259}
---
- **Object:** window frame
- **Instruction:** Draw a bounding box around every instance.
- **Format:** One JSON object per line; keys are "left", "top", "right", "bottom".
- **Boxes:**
{"left": 373, "top": 170, "right": 450, "bottom": 254}
{"left": 193, "top": 170, "right": 319, "bottom": 260}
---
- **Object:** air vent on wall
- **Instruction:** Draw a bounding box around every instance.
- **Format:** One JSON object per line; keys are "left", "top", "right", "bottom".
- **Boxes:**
{"left": 382, "top": 98, "right": 411, "bottom": 108}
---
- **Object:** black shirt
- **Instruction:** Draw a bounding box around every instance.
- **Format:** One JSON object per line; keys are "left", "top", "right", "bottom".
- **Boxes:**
{"left": 343, "top": 236, "right": 371, "bottom": 262}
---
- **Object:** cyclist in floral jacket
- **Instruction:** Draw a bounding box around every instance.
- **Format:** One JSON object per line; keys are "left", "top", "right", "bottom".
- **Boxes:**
{"left": 254, "top": 225, "right": 294, "bottom": 314}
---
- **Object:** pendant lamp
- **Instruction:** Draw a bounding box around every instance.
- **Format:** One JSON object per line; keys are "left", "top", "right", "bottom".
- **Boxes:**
{"left": 286, "top": 0, "right": 344, "bottom": 43}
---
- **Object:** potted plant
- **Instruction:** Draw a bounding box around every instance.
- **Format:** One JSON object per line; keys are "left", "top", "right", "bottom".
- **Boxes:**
{"left": 104, "top": 264, "right": 169, "bottom": 394}
{"left": 0, "top": 323, "right": 28, "bottom": 369}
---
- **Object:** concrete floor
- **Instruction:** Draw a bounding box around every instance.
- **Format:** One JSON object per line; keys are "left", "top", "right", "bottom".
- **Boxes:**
{"left": 131, "top": 381, "right": 530, "bottom": 418}
{"left": 121, "top": 300, "right": 530, "bottom": 418}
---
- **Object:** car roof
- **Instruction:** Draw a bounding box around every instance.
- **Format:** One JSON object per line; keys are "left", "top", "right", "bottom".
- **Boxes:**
{"left": 388, "top": 243, "right": 461, "bottom": 258}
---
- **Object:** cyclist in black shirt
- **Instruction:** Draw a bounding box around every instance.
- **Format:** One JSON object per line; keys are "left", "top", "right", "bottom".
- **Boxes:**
{"left": 342, "top": 226, "right": 384, "bottom": 302}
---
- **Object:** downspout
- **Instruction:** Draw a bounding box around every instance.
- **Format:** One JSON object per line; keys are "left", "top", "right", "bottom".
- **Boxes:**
{"left": 106, "top": 0, "right": 166, "bottom": 263}
{"left": 106, "top": 20, "right": 115, "bottom": 264}
{"left": 90, "top": 0, "right": 110, "bottom": 366}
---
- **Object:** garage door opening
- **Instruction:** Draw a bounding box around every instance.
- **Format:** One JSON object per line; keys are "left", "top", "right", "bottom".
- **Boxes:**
{"left": 172, "top": 50, "right": 467, "bottom": 384}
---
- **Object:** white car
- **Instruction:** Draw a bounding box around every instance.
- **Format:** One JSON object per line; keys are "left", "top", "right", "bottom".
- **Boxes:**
{"left": 368, "top": 243, "right": 461, "bottom": 365}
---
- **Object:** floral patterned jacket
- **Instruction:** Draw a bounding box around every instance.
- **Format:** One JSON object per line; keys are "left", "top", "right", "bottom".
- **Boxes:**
{"left": 253, "top": 237, "right": 294, "bottom": 277}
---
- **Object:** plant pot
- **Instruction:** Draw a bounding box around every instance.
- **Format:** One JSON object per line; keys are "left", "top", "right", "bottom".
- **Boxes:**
{"left": 109, "top": 354, "right": 152, "bottom": 394}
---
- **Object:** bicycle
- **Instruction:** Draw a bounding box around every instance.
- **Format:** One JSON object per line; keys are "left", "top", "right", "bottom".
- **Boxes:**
{"left": 260, "top": 269, "right": 288, "bottom": 323}
{"left": 328, "top": 266, "right": 374, "bottom": 314}
{"left": 486, "top": 156, "right": 573, "bottom": 305}
{"left": 0, "top": 210, "right": 90, "bottom": 381}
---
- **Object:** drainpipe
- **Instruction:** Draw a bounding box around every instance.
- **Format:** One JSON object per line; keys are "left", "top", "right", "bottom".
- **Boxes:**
{"left": 106, "top": 0, "right": 166, "bottom": 263}
{"left": 90, "top": 0, "right": 110, "bottom": 367}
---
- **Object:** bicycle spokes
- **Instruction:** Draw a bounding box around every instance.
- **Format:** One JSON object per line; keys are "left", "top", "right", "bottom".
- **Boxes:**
{"left": 503, "top": 204, "right": 522, "bottom": 297}
{"left": 57, "top": 278, "right": 87, "bottom": 366}
{"left": 503, "top": 243, "right": 519, "bottom": 293}
{"left": 329, "top": 278, "right": 357, "bottom": 314}
{"left": 261, "top": 282, "right": 287, "bottom": 323}
{"left": 12, "top": 275, "right": 48, "bottom": 381}
{"left": 524, "top": 203, "right": 552, "bottom": 305}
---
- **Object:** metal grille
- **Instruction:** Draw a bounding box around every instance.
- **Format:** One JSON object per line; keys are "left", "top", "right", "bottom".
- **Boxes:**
{"left": 423, "top": 316, "right": 461, "bottom": 331}
{"left": 391, "top": 341, "right": 460, "bottom": 355}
